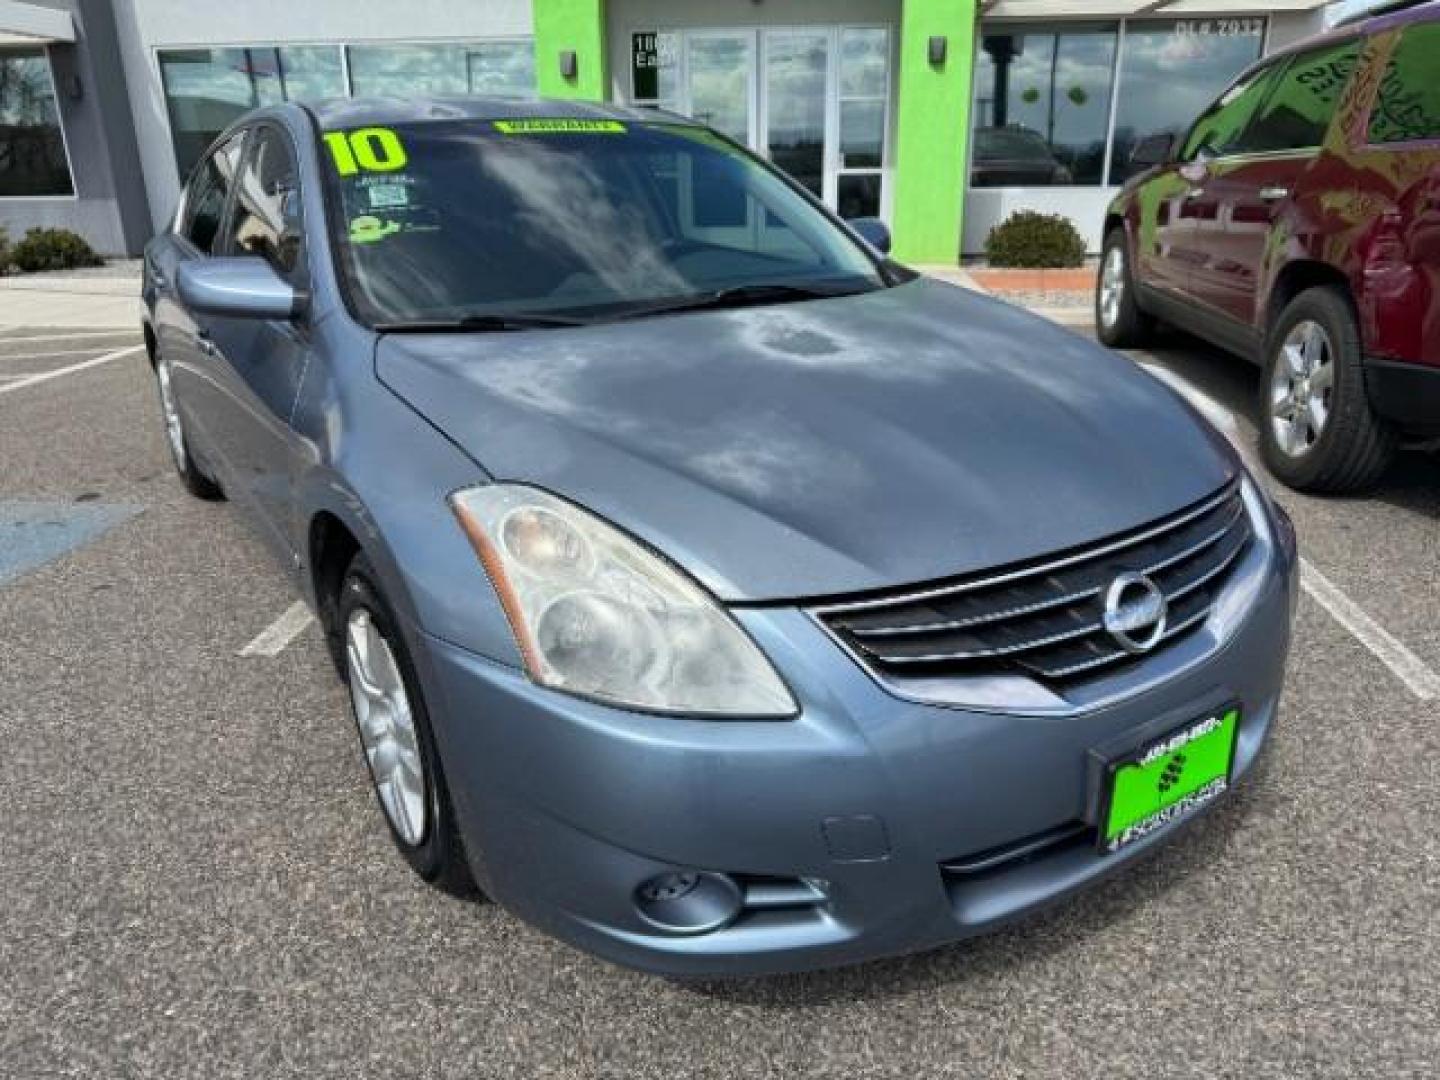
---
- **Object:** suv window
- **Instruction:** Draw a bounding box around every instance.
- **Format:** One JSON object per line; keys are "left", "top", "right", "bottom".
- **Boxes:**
{"left": 1240, "top": 41, "right": 1360, "bottom": 154}
{"left": 227, "top": 125, "right": 303, "bottom": 276}
{"left": 1180, "top": 65, "right": 1281, "bottom": 161}
{"left": 179, "top": 132, "right": 245, "bottom": 254}
{"left": 1368, "top": 23, "right": 1440, "bottom": 144}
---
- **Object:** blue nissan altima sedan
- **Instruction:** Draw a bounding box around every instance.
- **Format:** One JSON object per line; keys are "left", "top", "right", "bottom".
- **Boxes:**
{"left": 142, "top": 98, "right": 1298, "bottom": 977}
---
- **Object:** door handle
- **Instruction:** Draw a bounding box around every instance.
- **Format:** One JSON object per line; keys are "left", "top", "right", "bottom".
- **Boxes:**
{"left": 151, "top": 270, "right": 168, "bottom": 290}
{"left": 1259, "top": 186, "right": 1290, "bottom": 202}
{"left": 197, "top": 330, "right": 216, "bottom": 356}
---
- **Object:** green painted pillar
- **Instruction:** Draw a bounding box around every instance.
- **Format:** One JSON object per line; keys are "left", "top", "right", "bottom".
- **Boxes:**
{"left": 890, "top": 0, "right": 977, "bottom": 265}
{"left": 534, "top": 0, "right": 609, "bottom": 100}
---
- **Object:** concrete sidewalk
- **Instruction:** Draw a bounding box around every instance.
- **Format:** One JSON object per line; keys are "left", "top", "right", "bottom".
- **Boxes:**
{"left": 0, "top": 276, "right": 140, "bottom": 329}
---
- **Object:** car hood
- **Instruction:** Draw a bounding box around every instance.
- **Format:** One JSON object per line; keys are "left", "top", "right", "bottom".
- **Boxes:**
{"left": 377, "top": 278, "right": 1236, "bottom": 602}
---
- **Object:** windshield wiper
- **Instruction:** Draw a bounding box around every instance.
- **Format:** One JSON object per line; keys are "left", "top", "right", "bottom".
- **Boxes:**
{"left": 375, "top": 312, "right": 590, "bottom": 333}
{"left": 608, "top": 282, "right": 871, "bottom": 322}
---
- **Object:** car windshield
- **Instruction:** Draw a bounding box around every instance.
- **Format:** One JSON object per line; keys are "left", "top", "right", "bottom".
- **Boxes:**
{"left": 320, "top": 117, "right": 888, "bottom": 327}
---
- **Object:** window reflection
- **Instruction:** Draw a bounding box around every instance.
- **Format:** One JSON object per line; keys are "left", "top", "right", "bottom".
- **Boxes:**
{"left": 0, "top": 47, "right": 73, "bottom": 196}
{"left": 972, "top": 25, "right": 1116, "bottom": 187}
{"left": 160, "top": 41, "right": 535, "bottom": 183}
{"left": 1110, "top": 20, "right": 1263, "bottom": 183}
{"left": 347, "top": 42, "right": 533, "bottom": 98}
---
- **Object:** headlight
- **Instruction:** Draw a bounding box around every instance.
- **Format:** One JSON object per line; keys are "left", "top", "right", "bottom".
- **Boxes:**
{"left": 450, "top": 485, "right": 797, "bottom": 718}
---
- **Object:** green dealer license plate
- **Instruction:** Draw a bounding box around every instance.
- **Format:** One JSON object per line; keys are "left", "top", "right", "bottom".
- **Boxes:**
{"left": 1100, "top": 707, "right": 1239, "bottom": 854}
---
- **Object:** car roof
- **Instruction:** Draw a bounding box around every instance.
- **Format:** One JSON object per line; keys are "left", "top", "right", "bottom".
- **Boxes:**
{"left": 302, "top": 96, "right": 697, "bottom": 129}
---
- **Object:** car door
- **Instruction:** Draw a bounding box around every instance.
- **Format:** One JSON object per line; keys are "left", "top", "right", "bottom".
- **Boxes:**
{"left": 1165, "top": 62, "right": 1287, "bottom": 308}
{"left": 156, "top": 130, "right": 248, "bottom": 479}
{"left": 194, "top": 122, "right": 314, "bottom": 567}
{"left": 1185, "top": 40, "right": 1361, "bottom": 329}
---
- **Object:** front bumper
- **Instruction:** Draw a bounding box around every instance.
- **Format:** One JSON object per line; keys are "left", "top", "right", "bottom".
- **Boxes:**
{"left": 418, "top": 502, "right": 1298, "bottom": 978}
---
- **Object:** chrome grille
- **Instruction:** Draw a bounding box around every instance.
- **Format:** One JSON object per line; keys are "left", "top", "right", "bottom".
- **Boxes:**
{"left": 814, "top": 483, "right": 1251, "bottom": 686}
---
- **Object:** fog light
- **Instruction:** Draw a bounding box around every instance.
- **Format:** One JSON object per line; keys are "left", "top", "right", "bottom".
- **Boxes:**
{"left": 634, "top": 871, "right": 743, "bottom": 935}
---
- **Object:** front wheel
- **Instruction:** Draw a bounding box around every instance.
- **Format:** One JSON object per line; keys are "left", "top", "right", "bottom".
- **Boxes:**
{"left": 1095, "top": 228, "right": 1154, "bottom": 348}
{"left": 339, "top": 553, "right": 477, "bottom": 898}
{"left": 1258, "top": 286, "right": 1395, "bottom": 494}
{"left": 154, "top": 353, "right": 223, "bottom": 500}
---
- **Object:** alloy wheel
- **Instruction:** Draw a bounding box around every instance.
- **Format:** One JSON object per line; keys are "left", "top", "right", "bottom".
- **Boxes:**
{"left": 1099, "top": 245, "right": 1125, "bottom": 329}
{"left": 345, "top": 608, "right": 429, "bottom": 846}
{"left": 1269, "top": 319, "right": 1334, "bottom": 458}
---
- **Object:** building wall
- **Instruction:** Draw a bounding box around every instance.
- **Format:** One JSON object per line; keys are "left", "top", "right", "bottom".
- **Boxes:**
{"left": 0, "top": 0, "right": 150, "bottom": 255}
{"left": 108, "top": 0, "right": 534, "bottom": 230}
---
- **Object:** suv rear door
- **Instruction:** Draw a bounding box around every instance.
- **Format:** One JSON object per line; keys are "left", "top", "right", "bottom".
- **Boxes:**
{"left": 1183, "top": 39, "right": 1361, "bottom": 332}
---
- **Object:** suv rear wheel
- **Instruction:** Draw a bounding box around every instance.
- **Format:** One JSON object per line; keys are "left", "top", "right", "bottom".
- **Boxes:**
{"left": 1259, "top": 285, "right": 1395, "bottom": 493}
{"left": 1095, "top": 228, "right": 1154, "bottom": 348}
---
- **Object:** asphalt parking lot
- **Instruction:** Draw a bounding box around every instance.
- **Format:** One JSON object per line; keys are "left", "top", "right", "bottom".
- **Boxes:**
{"left": 1, "top": 311, "right": 1437, "bottom": 1078}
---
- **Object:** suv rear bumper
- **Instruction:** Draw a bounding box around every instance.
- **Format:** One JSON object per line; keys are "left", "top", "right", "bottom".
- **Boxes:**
{"left": 1366, "top": 356, "right": 1440, "bottom": 436}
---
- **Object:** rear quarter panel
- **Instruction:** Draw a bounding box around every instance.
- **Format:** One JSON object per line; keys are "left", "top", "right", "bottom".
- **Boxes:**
{"left": 1278, "top": 25, "right": 1440, "bottom": 367}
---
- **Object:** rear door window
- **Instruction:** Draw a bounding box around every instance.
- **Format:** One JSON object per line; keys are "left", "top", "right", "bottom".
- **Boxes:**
{"left": 226, "top": 125, "right": 304, "bottom": 278}
{"left": 1239, "top": 42, "right": 1360, "bottom": 154}
{"left": 179, "top": 131, "right": 245, "bottom": 254}
{"left": 1368, "top": 23, "right": 1440, "bottom": 144}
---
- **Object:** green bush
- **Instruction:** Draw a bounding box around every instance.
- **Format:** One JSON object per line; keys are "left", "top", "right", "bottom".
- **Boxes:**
{"left": 10, "top": 228, "right": 103, "bottom": 273}
{"left": 983, "top": 210, "right": 1086, "bottom": 269}
{"left": 0, "top": 226, "right": 9, "bottom": 273}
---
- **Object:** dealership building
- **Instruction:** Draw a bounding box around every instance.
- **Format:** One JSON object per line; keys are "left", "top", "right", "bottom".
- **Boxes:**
{"left": 1, "top": 0, "right": 1329, "bottom": 262}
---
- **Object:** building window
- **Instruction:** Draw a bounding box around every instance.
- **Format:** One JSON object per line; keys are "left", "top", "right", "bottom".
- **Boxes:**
{"left": 1110, "top": 19, "right": 1264, "bottom": 183}
{"left": 0, "top": 47, "right": 74, "bottom": 197}
{"left": 346, "top": 42, "right": 534, "bottom": 98}
{"left": 159, "top": 41, "right": 535, "bottom": 183}
{"left": 159, "top": 47, "right": 345, "bottom": 180}
{"left": 972, "top": 24, "right": 1118, "bottom": 187}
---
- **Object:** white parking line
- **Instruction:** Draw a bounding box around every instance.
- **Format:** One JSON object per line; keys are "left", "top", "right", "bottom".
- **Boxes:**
{"left": 0, "top": 344, "right": 146, "bottom": 397}
{"left": 1298, "top": 562, "right": 1440, "bottom": 701}
{"left": 239, "top": 601, "right": 317, "bottom": 657}
{"left": 0, "top": 346, "right": 133, "bottom": 363}
{"left": 0, "top": 330, "right": 138, "bottom": 344}
{"left": 1138, "top": 359, "right": 1440, "bottom": 701}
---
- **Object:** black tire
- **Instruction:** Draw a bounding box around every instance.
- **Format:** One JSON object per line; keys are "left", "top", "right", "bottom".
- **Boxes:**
{"left": 1095, "top": 228, "right": 1155, "bottom": 348}
{"left": 338, "top": 553, "right": 478, "bottom": 898}
{"left": 153, "top": 354, "right": 223, "bottom": 500}
{"left": 1258, "top": 286, "right": 1396, "bottom": 494}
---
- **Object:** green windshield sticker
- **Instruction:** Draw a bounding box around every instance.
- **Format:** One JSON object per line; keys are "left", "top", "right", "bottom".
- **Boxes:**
{"left": 492, "top": 119, "right": 626, "bottom": 135}
{"left": 348, "top": 215, "right": 402, "bottom": 244}
{"left": 324, "top": 128, "right": 409, "bottom": 176}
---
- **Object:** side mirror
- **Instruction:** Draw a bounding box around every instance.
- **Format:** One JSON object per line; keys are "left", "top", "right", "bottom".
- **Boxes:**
{"left": 1129, "top": 132, "right": 1174, "bottom": 169}
{"left": 176, "top": 256, "right": 305, "bottom": 321}
{"left": 848, "top": 216, "right": 892, "bottom": 255}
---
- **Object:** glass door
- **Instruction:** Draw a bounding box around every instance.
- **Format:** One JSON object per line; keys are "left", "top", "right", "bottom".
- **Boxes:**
{"left": 629, "top": 26, "right": 890, "bottom": 220}
{"left": 835, "top": 28, "right": 889, "bottom": 219}
{"left": 685, "top": 31, "right": 755, "bottom": 147}
{"left": 762, "top": 30, "right": 830, "bottom": 202}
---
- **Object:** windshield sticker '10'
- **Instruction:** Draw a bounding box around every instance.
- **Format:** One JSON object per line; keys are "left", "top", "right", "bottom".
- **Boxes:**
{"left": 492, "top": 119, "right": 626, "bottom": 135}
{"left": 325, "top": 128, "right": 408, "bottom": 176}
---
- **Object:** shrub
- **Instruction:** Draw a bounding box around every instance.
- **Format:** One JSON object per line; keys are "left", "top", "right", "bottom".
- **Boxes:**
{"left": 983, "top": 210, "right": 1086, "bottom": 269}
{"left": 10, "top": 228, "right": 103, "bottom": 273}
{"left": 0, "top": 226, "right": 9, "bottom": 273}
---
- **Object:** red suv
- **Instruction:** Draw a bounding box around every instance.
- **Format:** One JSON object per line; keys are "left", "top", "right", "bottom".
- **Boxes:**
{"left": 1097, "top": 0, "right": 1440, "bottom": 492}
